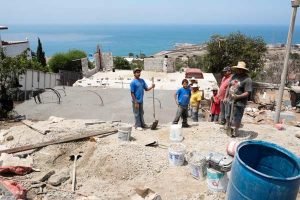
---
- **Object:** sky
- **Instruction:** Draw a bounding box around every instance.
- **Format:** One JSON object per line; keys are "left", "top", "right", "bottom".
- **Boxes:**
{"left": 0, "top": 0, "right": 298, "bottom": 25}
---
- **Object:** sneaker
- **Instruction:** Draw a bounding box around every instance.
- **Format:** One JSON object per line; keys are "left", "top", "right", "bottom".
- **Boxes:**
{"left": 219, "top": 121, "right": 226, "bottom": 125}
{"left": 182, "top": 124, "right": 190, "bottom": 128}
{"left": 136, "top": 127, "right": 143, "bottom": 131}
{"left": 142, "top": 124, "right": 149, "bottom": 129}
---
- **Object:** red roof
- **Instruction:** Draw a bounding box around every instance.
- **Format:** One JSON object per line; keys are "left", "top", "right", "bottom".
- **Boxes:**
{"left": 185, "top": 68, "right": 203, "bottom": 79}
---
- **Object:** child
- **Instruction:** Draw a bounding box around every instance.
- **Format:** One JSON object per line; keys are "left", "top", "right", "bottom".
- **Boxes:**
{"left": 173, "top": 79, "right": 191, "bottom": 127}
{"left": 210, "top": 88, "right": 220, "bottom": 122}
{"left": 190, "top": 83, "right": 202, "bottom": 122}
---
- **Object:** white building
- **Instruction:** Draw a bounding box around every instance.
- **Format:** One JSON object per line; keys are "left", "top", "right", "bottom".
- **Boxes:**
{"left": 0, "top": 26, "right": 31, "bottom": 58}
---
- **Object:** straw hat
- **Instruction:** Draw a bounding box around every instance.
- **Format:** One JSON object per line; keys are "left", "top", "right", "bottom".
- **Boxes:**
{"left": 232, "top": 61, "right": 249, "bottom": 71}
{"left": 191, "top": 83, "right": 199, "bottom": 88}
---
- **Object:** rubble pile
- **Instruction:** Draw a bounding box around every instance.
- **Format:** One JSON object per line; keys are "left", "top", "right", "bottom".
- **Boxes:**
{"left": 0, "top": 114, "right": 299, "bottom": 199}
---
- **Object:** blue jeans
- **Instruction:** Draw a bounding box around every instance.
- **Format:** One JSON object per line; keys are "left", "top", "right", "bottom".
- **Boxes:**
{"left": 191, "top": 106, "right": 199, "bottom": 122}
{"left": 132, "top": 102, "right": 145, "bottom": 128}
{"left": 173, "top": 105, "right": 188, "bottom": 125}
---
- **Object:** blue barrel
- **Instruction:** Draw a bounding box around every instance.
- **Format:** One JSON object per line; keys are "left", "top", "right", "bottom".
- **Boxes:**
{"left": 226, "top": 140, "right": 300, "bottom": 200}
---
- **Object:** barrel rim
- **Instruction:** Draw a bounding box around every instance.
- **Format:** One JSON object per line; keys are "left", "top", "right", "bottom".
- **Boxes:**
{"left": 236, "top": 140, "right": 300, "bottom": 181}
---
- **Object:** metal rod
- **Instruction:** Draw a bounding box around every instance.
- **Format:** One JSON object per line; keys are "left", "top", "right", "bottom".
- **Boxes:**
{"left": 274, "top": 3, "right": 298, "bottom": 123}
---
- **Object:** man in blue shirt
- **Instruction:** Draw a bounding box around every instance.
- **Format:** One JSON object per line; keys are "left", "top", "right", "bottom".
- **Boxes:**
{"left": 173, "top": 79, "right": 191, "bottom": 127}
{"left": 130, "top": 68, "right": 155, "bottom": 131}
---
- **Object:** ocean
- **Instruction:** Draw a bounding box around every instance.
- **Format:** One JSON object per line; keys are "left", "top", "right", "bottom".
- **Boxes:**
{"left": 2, "top": 24, "right": 300, "bottom": 57}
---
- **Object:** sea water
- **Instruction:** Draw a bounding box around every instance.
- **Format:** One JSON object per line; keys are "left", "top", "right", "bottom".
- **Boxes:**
{"left": 2, "top": 24, "right": 300, "bottom": 56}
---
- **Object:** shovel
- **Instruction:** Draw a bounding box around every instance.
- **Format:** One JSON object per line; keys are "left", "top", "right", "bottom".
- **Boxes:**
{"left": 226, "top": 101, "right": 235, "bottom": 136}
{"left": 151, "top": 77, "right": 159, "bottom": 130}
{"left": 70, "top": 152, "right": 82, "bottom": 192}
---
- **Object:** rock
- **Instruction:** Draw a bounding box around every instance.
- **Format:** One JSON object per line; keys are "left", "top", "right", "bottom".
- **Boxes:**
{"left": 48, "top": 169, "right": 70, "bottom": 186}
{"left": 6, "top": 135, "right": 14, "bottom": 141}
{"left": 48, "top": 116, "right": 64, "bottom": 123}
{"left": 0, "top": 153, "right": 33, "bottom": 167}
{"left": 32, "top": 170, "right": 55, "bottom": 183}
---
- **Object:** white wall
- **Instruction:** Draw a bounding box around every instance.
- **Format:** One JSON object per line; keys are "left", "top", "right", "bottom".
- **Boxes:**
{"left": 19, "top": 69, "right": 60, "bottom": 91}
{"left": 2, "top": 42, "right": 31, "bottom": 58}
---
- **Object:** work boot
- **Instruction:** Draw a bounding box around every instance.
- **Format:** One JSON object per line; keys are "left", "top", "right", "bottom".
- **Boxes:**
{"left": 231, "top": 128, "right": 238, "bottom": 137}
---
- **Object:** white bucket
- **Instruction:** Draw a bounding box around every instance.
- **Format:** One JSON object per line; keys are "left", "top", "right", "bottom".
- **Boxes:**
{"left": 168, "top": 143, "right": 186, "bottom": 166}
{"left": 187, "top": 152, "right": 207, "bottom": 180}
{"left": 169, "top": 124, "right": 183, "bottom": 142}
{"left": 118, "top": 126, "right": 132, "bottom": 141}
{"left": 206, "top": 168, "right": 229, "bottom": 192}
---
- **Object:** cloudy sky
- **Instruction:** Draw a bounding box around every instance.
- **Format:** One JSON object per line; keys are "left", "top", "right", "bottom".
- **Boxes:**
{"left": 1, "top": 0, "right": 297, "bottom": 25}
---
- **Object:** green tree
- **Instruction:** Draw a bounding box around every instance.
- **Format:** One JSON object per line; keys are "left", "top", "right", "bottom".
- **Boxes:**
{"left": 48, "top": 49, "right": 87, "bottom": 73}
{"left": 36, "top": 37, "right": 47, "bottom": 67}
{"left": 202, "top": 32, "right": 267, "bottom": 78}
{"left": 140, "top": 53, "right": 146, "bottom": 59}
{"left": 0, "top": 50, "right": 43, "bottom": 90}
{"left": 128, "top": 52, "right": 134, "bottom": 57}
{"left": 113, "top": 56, "right": 131, "bottom": 70}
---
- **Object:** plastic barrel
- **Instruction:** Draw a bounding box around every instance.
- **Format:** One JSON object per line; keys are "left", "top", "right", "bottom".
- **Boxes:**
{"left": 226, "top": 140, "right": 300, "bottom": 200}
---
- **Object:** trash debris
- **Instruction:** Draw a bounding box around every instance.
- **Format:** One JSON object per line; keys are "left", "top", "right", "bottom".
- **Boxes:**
{"left": 0, "top": 179, "right": 27, "bottom": 199}
{"left": 31, "top": 170, "right": 55, "bottom": 183}
{"left": 186, "top": 151, "right": 207, "bottom": 180}
{"left": 0, "top": 166, "right": 32, "bottom": 176}
{"left": 131, "top": 187, "right": 162, "bottom": 200}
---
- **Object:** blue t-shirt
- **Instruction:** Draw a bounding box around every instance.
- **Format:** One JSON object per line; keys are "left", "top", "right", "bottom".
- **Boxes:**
{"left": 176, "top": 87, "right": 191, "bottom": 106}
{"left": 130, "top": 78, "right": 148, "bottom": 103}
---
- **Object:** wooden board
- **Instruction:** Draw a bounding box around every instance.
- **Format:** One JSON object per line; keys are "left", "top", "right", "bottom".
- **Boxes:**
{"left": 0, "top": 129, "right": 118, "bottom": 154}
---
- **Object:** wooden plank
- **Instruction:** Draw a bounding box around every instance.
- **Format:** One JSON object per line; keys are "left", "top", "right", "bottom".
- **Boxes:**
{"left": 0, "top": 129, "right": 118, "bottom": 154}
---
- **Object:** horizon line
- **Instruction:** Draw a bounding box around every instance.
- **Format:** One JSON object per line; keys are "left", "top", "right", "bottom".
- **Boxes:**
{"left": 2, "top": 23, "right": 296, "bottom": 27}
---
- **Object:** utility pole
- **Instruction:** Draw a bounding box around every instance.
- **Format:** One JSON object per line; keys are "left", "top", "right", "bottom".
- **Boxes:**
{"left": 274, "top": 0, "right": 300, "bottom": 123}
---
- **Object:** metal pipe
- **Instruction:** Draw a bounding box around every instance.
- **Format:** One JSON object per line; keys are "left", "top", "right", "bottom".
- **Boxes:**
{"left": 274, "top": 1, "right": 299, "bottom": 123}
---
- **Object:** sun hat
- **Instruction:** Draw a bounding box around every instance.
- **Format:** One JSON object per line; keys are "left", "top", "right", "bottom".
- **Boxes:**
{"left": 191, "top": 83, "right": 199, "bottom": 88}
{"left": 232, "top": 61, "right": 249, "bottom": 71}
{"left": 222, "top": 66, "right": 231, "bottom": 72}
{"left": 133, "top": 68, "right": 142, "bottom": 73}
{"left": 191, "top": 77, "right": 196, "bottom": 81}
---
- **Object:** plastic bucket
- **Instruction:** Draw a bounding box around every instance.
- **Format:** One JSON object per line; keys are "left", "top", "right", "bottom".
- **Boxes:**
{"left": 169, "top": 124, "right": 183, "bottom": 142}
{"left": 168, "top": 143, "right": 186, "bottom": 166}
{"left": 118, "top": 126, "right": 132, "bottom": 141}
{"left": 187, "top": 152, "right": 207, "bottom": 180}
{"left": 226, "top": 141, "right": 240, "bottom": 157}
{"left": 226, "top": 140, "right": 300, "bottom": 200}
{"left": 207, "top": 168, "right": 229, "bottom": 192}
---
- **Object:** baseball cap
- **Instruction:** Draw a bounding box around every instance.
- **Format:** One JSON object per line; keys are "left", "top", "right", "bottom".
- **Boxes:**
{"left": 133, "top": 68, "right": 142, "bottom": 73}
{"left": 222, "top": 66, "right": 231, "bottom": 72}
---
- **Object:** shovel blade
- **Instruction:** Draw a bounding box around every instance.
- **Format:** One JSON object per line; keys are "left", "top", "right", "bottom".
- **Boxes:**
{"left": 151, "top": 120, "right": 159, "bottom": 130}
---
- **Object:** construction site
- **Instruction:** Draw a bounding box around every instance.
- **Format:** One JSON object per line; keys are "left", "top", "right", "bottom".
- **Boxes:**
{"left": 0, "top": 65, "right": 298, "bottom": 200}
{"left": 0, "top": 22, "right": 300, "bottom": 200}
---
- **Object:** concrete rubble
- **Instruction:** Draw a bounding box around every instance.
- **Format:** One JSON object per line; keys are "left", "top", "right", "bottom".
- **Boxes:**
{"left": 0, "top": 110, "right": 298, "bottom": 199}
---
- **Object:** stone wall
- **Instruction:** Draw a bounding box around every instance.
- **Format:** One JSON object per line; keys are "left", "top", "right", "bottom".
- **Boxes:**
{"left": 144, "top": 57, "right": 175, "bottom": 72}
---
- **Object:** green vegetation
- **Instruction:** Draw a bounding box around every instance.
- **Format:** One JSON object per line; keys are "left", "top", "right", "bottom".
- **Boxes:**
{"left": 128, "top": 52, "right": 134, "bottom": 57}
{"left": 36, "top": 37, "right": 47, "bottom": 67}
{"left": 201, "top": 32, "right": 267, "bottom": 78}
{"left": 48, "top": 49, "right": 87, "bottom": 73}
{"left": 113, "top": 56, "right": 144, "bottom": 70}
{"left": 0, "top": 50, "right": 43, "bottom": 90}
{"left": 113, "top": 56, "right": 131, "bottom": 70}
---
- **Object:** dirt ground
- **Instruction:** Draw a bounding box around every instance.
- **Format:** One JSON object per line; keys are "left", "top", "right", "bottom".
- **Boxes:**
{"left": 0, "top": 109, "right": 299, "bottom": 200}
